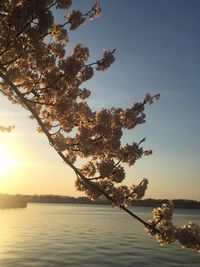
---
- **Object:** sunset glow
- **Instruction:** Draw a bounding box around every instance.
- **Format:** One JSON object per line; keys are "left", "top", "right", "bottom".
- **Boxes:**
{"left": 0, "top": 144, "right": 20, "bottom": 176}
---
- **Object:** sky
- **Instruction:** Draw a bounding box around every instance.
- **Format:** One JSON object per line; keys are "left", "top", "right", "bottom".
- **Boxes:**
{"left": 0, "top": 0, "right": 200, "bottom": 200}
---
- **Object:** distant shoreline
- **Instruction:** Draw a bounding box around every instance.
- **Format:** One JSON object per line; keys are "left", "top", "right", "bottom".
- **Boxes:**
{"left": 0, "top": 194, "right": 199, "bottom": 209}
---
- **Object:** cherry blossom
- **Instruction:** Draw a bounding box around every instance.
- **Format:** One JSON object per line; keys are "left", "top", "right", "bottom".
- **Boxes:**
{"left": 0, "top": 0, "right": 199, "bottom": 253}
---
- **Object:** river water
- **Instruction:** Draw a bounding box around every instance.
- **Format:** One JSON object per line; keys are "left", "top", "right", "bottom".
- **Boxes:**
{"left": 0, "top": 204, "right": 199, "bottom": 266}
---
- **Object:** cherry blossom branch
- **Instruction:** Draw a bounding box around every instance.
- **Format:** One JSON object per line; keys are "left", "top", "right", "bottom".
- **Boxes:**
{"left": 2, "top": 45, "right": 29, "bottom": 66}
{"left": 22, "top": 71, "right": 45, "bottom": 96}
{"left": 86, "top": 49, "right": 116, "bottom": 67}
{"left": 0, "top": 25, "right": 11, "bottom": 56}
{"left": 0, "top": 67, "right": 160, "bottom": 234}
{"left": 41, "top": 1, "right": 101, "bottom": 38}
{"left": 27, "top": 99, "right": 56, "bottom": 106}
{"left": 0, "top": 17, "right": 36, "bottom": 56}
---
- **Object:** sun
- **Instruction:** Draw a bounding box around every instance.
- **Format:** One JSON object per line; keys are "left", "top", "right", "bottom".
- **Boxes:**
{"left": 0, "top": 144, "right": 20, "bottom": 176}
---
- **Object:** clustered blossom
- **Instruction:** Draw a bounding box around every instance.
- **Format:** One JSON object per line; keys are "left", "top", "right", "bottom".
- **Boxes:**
{"left": 108, "top": 179, "right": 149, "bottom": 207}
{"left": 143, "top": 150, "right": 153, "bottom": 157}
{"left": 78, "top": 88, "right": 91, "bottom": 100}
{"left": 51, "top": 24, "right": 68, "bottom": 41}
{"left": 49, "top": 42, "right": 66, "bottom": 58}
{"left": 66, "top": 10, "right": 85, "bottom": 30}
{"left": 145, "top": 93, "right": 161, "bottom": 105}
{"left": 75, "top": 178, "right": 102, "bottom": 200}
{"left": 109, "top": 165, "right": 125, "bottom": 183}
{"left": 89, "top": 1, "right": 101, "bottom": 20}
{"left": 59, "top": 57, "right": 82, "bottom": 80}
{"left": 81, "top": 162, "right": 96, "bottom": 177}
{"left": 121, "top": 102, "right": 146, "bottom": 129}
{"left": 72, "top": 44, "right": 89, "bottom": 62}
{"left": 96, "top": 49, "right": 115, "bottom": 71}
{"left": 79, "top": 66, "right": 94, "bottom": 82}
{"left": 155, "top": 221, "right": 176, "bottom": 245}
{"left": 153, "top": 203, "right": 173, "bottom": 222}
{"left": 0, "top": 0, "right": 198, "bottom": 254}
{"left": 175, "top": 222, "right": 200, "bottom": 252}
{"left": 146, "top": 203, "right": 200, "bottom": 252}
{"left": 130, "top": 178, "right": 148, "bottom": 199}
{"left": 150, "top": 203, "right": 176, "bottom": 245}
{"left": 155, "top": 92, "right": 161, "bottom": 100}
{"left": 56, "top": 0, "right": 72, "bottom": 9}
{"left": 97, "top": 160, "right": 115, "bottom": 178}
{"left": 145, "top": 94, "right": 154, "bottom": 105}
{"left": 111, "top": 185, "right": 131, "bottom": 207}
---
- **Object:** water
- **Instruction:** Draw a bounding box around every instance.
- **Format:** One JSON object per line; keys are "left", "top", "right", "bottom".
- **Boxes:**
{"left": 0, "top": 204, "right": 199, "bottom": 266}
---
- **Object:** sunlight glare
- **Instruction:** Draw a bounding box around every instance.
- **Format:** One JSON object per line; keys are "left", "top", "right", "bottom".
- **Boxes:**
{"left": 0, "top": 144, "right": 20, "bottom": 176}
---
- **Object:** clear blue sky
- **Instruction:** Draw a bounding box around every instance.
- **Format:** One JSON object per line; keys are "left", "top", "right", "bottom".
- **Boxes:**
{"left": 0, "top": 0, "right": 199, "bottom": 200}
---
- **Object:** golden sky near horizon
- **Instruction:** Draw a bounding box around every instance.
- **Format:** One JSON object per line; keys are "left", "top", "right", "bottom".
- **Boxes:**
{"left": 0, "top": 110, "right": 199, "bottom": 201}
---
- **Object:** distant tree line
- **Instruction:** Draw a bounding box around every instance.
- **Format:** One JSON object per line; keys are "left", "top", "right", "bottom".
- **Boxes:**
{"left": 0, "top": 194, "right": 199, "bottom": 209}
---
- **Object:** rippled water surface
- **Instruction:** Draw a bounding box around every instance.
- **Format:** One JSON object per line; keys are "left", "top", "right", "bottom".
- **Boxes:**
{"left": 0, "top": 204, "right": 199, "bottom": 266}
